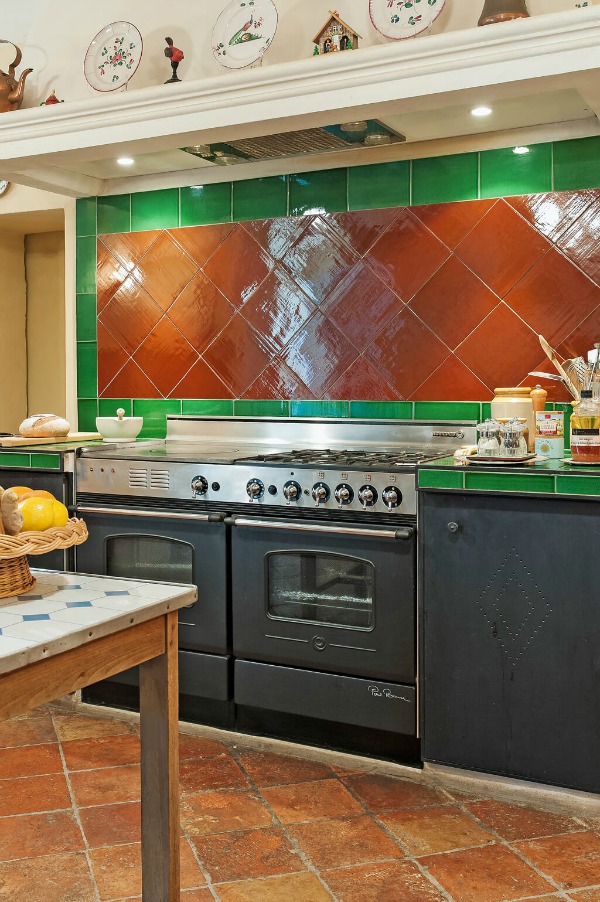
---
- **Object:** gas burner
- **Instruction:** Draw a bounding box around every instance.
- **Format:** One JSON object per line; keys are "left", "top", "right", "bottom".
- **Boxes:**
{"left": 237, "top": 448, "right": 446, "bottom": 468}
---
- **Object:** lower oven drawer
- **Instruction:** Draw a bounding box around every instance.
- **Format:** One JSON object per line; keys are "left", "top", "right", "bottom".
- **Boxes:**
{"left": 235, "top": 660, "right": 416, "bottom": 736}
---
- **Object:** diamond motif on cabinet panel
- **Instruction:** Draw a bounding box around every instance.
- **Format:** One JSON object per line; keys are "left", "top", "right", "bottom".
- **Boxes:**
{"left": 99, "top": 277, "right": 163, "bottom": 356}
{"left": 243, "top": 359, "right": 314, "bottom": 401}
{"left": 167, "top": 271, "right": 235, "bottom": 354}
{"left": 132, "top": 231, "right": 199, "bottom": 312}
{"left": 326, "top": 208, "right": 400, "bottom": 257}
{"left": 365, "top": 210, "right": 450, "bottom": 302}
{"left": 203, "top": 226, "right": 272, "bottom": 308}
{"left": 241, "top": 269, "right": 316, "bottom": 356}
{"left": 282, "top": 217, "right": 361, "bottom": 305}
{"left": 476, "top": 548, "right": 552, "bottom": 666}
{"left": 170, "top": 223, "right": 235, "bottom": 267}
{"left": 280, "top": 311, "right": 358, "bottom": 397}
{"left": 203, "top": 314, "right": 272, "bottom": 396}
{"left": 412, "top": 199, "right": 496, "bottom": 249}
{"left": 322, "top": 262, "right": 401, "bottom": 350}
{"left": 243, "top": 217, "right": 313, "bottom": 260}
{"left": 133, "top": 317, "right": 199, "bottom": 397}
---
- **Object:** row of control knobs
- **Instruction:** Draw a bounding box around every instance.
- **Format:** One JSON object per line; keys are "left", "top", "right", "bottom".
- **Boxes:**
{"left": 191, "top": 476, "right": 402, "bottom": 509}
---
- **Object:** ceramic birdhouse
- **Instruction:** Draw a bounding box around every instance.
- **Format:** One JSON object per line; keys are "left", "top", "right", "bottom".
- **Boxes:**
{"left": 312, "top": 10, "right": 361, "bottom": 55}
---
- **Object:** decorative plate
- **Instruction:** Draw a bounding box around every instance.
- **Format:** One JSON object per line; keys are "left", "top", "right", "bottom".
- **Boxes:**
{"left": 466, "top": 454, "right": 538, "bottom": 466}
{"left": 369, "top": 0, "right": 446, "bottom": 40}
{"left": 561, "top": 458, "right": 600, "bottom": 466}
{"left": 212, "top": 0, "right": 278, "bottom": 69}
{"left": 84, "top": 22, "right": 143, "bottom": 92}
{"left": 0, "top": 180, "right": 10, "bottom": 198}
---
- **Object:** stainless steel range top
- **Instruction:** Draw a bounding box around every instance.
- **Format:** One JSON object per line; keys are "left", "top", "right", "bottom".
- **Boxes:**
{"left": 77, "top": 416, "right": 476, "bottom": 517}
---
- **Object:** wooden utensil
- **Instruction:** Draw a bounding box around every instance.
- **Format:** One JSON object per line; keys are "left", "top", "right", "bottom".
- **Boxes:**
{"left": 538, "top": 335, "right": 580, "bottom": 400}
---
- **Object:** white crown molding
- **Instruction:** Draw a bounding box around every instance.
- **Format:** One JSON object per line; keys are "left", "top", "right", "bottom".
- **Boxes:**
{"left": 1, "top": 7, "right": 599, "bottom": 196}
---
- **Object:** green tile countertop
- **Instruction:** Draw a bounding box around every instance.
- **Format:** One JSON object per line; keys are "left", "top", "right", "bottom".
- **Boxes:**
{"left": 418, "top": 456, "right": 600, "bottom": 498}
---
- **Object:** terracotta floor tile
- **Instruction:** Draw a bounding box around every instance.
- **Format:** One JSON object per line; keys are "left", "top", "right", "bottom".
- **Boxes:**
{"left": 0, "top": 810, "right": 84, "bottom": 859}
{"left": 89, "top": 837, "right": 205, "bottom": 899}
{"left": 515, "top": 832, "right": 600, "bottom": 890}
{"left": 0, "top": 851, "right": 96, "bottom": 902}
{"left": 53, "top": 713, "right": 134, "bottom": 742}
{"left": 217, "top": 871, "right": 334, "bottom": 901}
{"left": 79, "top": 800, "right": 141, "bottom": 848}
{"left": 420, "top": 843, "right": 554, "bottom": 902}
{"left": 322, "top": 859, "right": 447, "bottom": 901}
{"left": 181, "top": 891, "right": 214, "bottom": 900}
{"left": 181, "top": 789, "right": 273, "bottom": 835}
{"left": 236, "top": 750, "right": 335, "bottom": 786}
{"left": 61, "top": 733, "right": 140, "bottom": 771}
{"left": 341, "top": 773, "right": 447, "bottom": 812}
{"left": 0, "top": 742, "right": 62, "bottom": 778}
{"left": 0, "top": 713, "right": 56, "bottom": 748}
{"left": 289, "top": 814, "right": 403, "bottom": 869}
{"left": 191, "top": 826, "right": 303, "bottom": 882}
{"left": 0, "top": 773, "right": 71, "bottom": 816}
{"left": 69, "top": 764, "right": 140, "bottom": 807}
{"left": 178, "top": 734, "right": 229, "bottom": 760}
{"left": 466, "top": 799, "right": 584, "bottom": 841}
{"left": 379, "top": 805, "right": 495, "bottom": 855}
{"left": 569, "top": 891, "right": 600, "bottom": 900}
{"left": 180, "top": 756, "right": 250, "bottom": 794}
{"left": 260, "top": 778, "right": 364, "bottom": 823}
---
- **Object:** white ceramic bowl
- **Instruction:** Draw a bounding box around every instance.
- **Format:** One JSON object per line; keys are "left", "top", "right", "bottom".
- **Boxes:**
{"left": 96, "top": 416, "right": 143, "bottom": 442}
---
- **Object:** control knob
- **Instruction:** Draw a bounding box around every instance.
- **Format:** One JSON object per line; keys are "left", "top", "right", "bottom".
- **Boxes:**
{"left": 191, "top": 475, "right": 208, "bottom": 497}
{"left": 382, "top": 486, "right": 402, "bottom": 510}
{"left": 283, "top": 480, "right": 302, "bottom": 503}
{"left": 358, "top": 485, "right": 378, "bottom": 507}
{"left": 311, "top": 482, "right": 330, "bottom": 506}
{"left": 334, "top": 483, "right": 354, "bottom": 506}
{"left": 246, "top": 479, "right": 264, "bottom": 501}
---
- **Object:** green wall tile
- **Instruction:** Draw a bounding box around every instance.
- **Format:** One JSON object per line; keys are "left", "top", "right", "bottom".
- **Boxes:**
{"left": 464, "top": 471, "right": 555, "bottom": 493}
{"left": 76, "top": 237, "right": 96, "bottom": 294}
{"left": 182, "top": 399, "right": 234, "bottom": 416}
{"left": 97, "top": 194, "right": 131, "bottom": 234}
{"left": 348, "top": 161, "right": 410, "bottom": 211}
{"left": 481, "top": 402, "right": 492, "bottom": 420}
{"left": 98, "top": 399, "right": 132, "bottom": 417}
{"left": 412, "top": 153, "right": 479, "bottom": 205}
{"left": 234, "top": 400, "right": 290, "bottom": 417}
{"left": 78, "top": 399, "right": 98, "bottom": 432}
{"left": 480, "top": 143, "right": 552, "bottom": 198}
{"left": 556, "top": 474, "right": 600, "bottom": 496}
{"left": 31, "top": 453, "right": 61, "bottom": 470}
{"left": 233, "top": 176, "right": 287, "bottom": 221}
{"left": 554, "top": 135, "right": 600, "bottom": 191}
{"left": 290, "top": 400, "right": 349, "bottom": 417}
{"left": 76, "top": 343, "right": 97, "bottom": 398}
{"left": 414, "top": 401, "right": 481, "bottom": 421}
{"left": 76, "top": 294, "right": 97, "bottom": 342}
{"left": 133, "top": 399, "right": 181, "bottom": 438}
{"left": 180, "top": 184, "right": 232, "bottom": 226}
{"left": 350, "top": 401, "right": 413, "bottom": 419}
{"left": 0, "top": 452, "right": 31, "bottom": 468}
{"left": 132, "top": 189, "right": 179, "bottom": 231}
{"left": 290, "top": 168, "right": 348, "bottom": 217}
{"left": 418, "top": 469, "right": 465, "bottom": 489}
{"left": 76, "top": 197, "right": 97, "bottom": 237}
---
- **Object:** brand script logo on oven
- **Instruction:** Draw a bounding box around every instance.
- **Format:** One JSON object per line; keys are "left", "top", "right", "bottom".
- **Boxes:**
{"left": 368, "top": 685, "right": 410, "bottom": 702}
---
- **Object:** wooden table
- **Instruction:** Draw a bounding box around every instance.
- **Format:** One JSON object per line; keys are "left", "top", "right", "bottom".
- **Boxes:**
{"left": 0, "top": 569, "right": 197, "bottom": 902}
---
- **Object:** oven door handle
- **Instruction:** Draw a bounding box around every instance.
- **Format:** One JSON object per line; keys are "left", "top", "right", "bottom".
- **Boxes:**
{"left": 76, "top": 506, "right": 223, "bottom": 523}
{"left": 227, "top": 517, "right": 413, "bottom": 540}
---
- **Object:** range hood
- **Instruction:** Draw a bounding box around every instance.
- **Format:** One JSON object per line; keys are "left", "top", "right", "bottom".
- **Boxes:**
{"left": 0, "top": 7, "right": 599, "bottom": 198}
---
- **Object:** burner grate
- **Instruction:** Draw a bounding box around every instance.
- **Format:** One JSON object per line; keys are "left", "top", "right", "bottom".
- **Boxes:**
{"left": 239, "top": 448, "right": 445, "bottom": 467}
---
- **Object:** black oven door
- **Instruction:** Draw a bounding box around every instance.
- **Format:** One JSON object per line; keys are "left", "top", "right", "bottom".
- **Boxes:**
{"left": 231, "top": 517, "right": 415, "bottom": 683}
{"left": 75, "top": 506, "right": 228, "bottom": 654}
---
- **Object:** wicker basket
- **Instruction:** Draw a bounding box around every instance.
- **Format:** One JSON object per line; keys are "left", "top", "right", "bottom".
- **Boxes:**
{"left": 0, "top": 518, "right": 88, "bottom": 600}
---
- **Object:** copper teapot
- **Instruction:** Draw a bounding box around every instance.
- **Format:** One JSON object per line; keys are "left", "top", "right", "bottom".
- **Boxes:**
{"left": 0, "top": 41, "right": 33, "bottom": 112}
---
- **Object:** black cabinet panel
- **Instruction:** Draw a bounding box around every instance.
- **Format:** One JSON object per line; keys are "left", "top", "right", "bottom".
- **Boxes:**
{"left": 421, "top": 492, "right": 600, "bottom": 793}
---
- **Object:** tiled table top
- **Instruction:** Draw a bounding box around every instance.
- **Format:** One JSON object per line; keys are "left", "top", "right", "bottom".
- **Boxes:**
{"left": 0, "top": 570, "right": 196, "bottom": 676}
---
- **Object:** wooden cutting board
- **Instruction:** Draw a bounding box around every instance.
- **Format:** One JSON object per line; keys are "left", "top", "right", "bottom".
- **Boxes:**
{"left": 0, "top": 432, "right": 102, "bottom": 447}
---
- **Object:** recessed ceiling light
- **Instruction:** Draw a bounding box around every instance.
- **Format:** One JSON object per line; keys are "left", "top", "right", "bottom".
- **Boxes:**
{"left": 117, "top": 156, "right": 135, "bottom": 166}
{"left": 364, "top": 133, "right": 392, "bottom": 146}
{"left": 513, "top": 145, "right": 530, "bottom": 155}
{"left": 470, "top": 105, "right": 493, "bottom": 117}
{"left": 340, "top": 121, "right": 368, "bottom": 133}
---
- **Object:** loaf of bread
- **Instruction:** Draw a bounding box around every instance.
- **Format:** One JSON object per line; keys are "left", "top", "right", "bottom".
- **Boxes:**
{"left": 19, "top": 414, "right": 71, "bottom": 438}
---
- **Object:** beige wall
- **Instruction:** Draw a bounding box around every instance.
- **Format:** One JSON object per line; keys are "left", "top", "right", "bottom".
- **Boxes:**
{"left": 25, "top": 231, "right": 66, "bottom": 418}
{"left": 0, "top": 231, "right": 27, "bottom": 432}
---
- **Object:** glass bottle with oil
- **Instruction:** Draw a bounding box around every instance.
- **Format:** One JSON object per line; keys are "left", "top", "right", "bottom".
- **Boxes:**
{"left": 570, "top": 390, "right": 600, "bottom": 464}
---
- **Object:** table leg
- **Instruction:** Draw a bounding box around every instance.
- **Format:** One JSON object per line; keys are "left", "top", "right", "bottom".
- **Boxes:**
{"left": 139, "top": 610, "right": 180, "bottom": 901}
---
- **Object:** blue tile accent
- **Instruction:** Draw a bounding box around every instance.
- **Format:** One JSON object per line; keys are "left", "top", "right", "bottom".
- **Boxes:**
{"left": 57, "top": 584, "right": 81, "bottom": 591}
{"left": 65, "top": 601, "right": 93, "bottom": 608}
{"left": 105, "top": 590, "right": 131, "bottom": 596}
{"left": 23, "top": 614, "right": 51, "bottom": 621}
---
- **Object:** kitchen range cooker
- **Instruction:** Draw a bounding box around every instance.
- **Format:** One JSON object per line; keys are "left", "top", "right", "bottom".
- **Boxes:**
{"left": 75, "top": 416, "right": 475, "bottom": 762}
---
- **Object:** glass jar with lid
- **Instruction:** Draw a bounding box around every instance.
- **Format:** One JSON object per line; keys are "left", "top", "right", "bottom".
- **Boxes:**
{"left": 570, "top": 390, "right": 600, "bottom": 463}
{"left": 499, "top": 419, "right": 528, "bottom": 457}
{"left": 476, "top": 419, "right": 501, "bottom": 457}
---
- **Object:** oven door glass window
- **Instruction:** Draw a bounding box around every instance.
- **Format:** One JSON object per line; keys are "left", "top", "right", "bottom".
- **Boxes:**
{"left": 266, "top": 551, "right": 374, "bottom": 629}
{"left": 106, "top": 534, "right": 193, "bottom": 584}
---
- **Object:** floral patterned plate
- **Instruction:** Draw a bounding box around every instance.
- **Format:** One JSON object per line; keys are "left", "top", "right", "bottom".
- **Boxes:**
{"left": 84, "top": 21, "right": 143, "bottom": 92}
{"left": 212, "top": 0, "right": 278, "bottom": 69}
{"left": 369, "top": 0, "right": 446, "bottom": 40}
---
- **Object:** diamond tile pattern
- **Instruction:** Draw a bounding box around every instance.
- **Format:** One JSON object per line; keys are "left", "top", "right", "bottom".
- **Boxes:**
{"left": 97, "top": 192, "right": 600, "bottom": 402}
